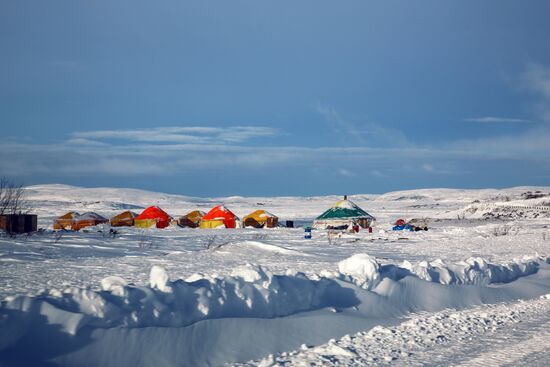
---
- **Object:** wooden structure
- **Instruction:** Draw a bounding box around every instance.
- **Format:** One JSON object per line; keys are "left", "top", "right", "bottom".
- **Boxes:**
{"left": 0, "top": 214, "right": 37, "bottom": 234}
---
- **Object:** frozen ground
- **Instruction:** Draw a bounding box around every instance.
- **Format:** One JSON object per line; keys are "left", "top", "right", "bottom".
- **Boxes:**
{"left": 1, "top": 184, "right": 550, "bottom": 366}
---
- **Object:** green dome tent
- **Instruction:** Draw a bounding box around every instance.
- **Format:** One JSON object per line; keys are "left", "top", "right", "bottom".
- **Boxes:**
{"left": 313, "top": 198, "right": 375, "bottom": 230}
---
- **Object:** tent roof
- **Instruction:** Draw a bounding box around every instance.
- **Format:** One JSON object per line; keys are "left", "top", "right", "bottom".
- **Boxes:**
{"left": 244, "top": 209, "right": 277, "bottom": 220}
{"left": 57, "top": 212, "right": 79, "bottom": 219}
{"left": 183, "top": 210, "right": 205, "bottom": 217}
{"left": 202, "top": 205, "right": 238, "bottom": 221}
{"left": 136, "top": 206, "right": 171, "bottom": 220}
{"left": 111, "top": 211, "right": 138, "bottom": 219}
{"left": 316, "top": 199, "right": 375, "bottom": 220}
{"left": 180, "top": 210, "right": 205, "bottom": 221}
{"left": 75, "top": 212, "right": 108, "bottom": 221}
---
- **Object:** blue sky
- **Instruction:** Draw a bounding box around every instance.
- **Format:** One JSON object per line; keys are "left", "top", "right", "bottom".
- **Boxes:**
{"left": 1, "top": 0, "right": 550, "bottom": 196}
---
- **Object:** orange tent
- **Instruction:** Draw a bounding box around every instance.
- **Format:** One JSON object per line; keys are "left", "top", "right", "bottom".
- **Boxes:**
{"left": 53, "top": 212, "right": 79, "bottom": 230}
{"left": 72, "top": 212, "right": 109, "bottom": 231}
{"left": 110, "top": 211, "right": 138, "bottom": 227}
{"left": 134, "top": 206, "right": 171, "bottom": 228}
{"left": 200, "top": 205, "right": 240, "bottom": 229}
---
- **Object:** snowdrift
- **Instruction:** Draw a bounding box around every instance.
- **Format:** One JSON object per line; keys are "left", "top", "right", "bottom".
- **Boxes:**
{"left": 0, "top": 265, "right": 353, "bottom": 342}
{"left": 336, "top": 253, "right": 539, "bottom": 290}
{"left": 0, "top": 254, "right": 546, "bottom": 366}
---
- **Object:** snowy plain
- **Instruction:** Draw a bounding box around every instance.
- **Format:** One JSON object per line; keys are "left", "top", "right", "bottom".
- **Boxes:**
{"left": 1, "top": 184, "right": 550, "bottom": 366}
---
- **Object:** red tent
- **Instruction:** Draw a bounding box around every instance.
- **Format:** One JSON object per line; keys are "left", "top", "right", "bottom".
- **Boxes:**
{"left": 395, "top": 218, "right": 406, "bottom": 226}
{"left": 200, "top": 205, "right": 239, "bottom": 229}
{"left": 135, "top": 206, "right": 172, "bottom": 229}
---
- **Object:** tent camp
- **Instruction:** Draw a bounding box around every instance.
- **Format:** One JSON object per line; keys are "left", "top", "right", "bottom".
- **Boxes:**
{"left": 313, "top": 198, "right": 375, "bottom": 230}
{"left": 392, "top": 218, "right": 429, "bottom": 231}
{"left": 178, "top": 210, "right": 205, "bottom": 228}
{"left": 200, "top": 205, "right": 240, "bottom": 229}
{"left": 72, "top": 212, "right": 109, "bottom": 231}
{"left": 134, "top": 206, "right": 172, "bottom": 229}
{"left": 53, "top": 212, "right": 79, "bottom": 230}
{"left": 243, "top": 210, "right": 278, "bottom": 228}
{"left": 110, "top": 211, "right": 138, "bottom": 227}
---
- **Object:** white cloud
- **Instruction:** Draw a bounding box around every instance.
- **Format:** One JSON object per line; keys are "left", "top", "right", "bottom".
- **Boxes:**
{"left": 72, "top": 126, "right": 278, "bottom": 144}
{"left": 446, "top": 127, "right": 550, "bottom": 160}
{"left": 338, "top": 169, "right": 355, "bottom": 177}
{"left": 2, "top": 112, "right": 550, "bottom": 180}
{"left": 464, "top": 117, "right": 531, "bottom": 124}
{"left": 370, "top": 170, "right": 388, "bottom": 178}
{"left": 315, "top": 103, "right": 411, "bottom": 147}
{"left": 521, "top": 63, "right": 550, "bottom": 123}
{"left": 65, "top": 138, "right": 109, "bottom": 146}
{"left": 422, "top": 163, "right": 434, "bottom": 172}
{"left": 315, "top": 103, "right": 367, "bottom": 144}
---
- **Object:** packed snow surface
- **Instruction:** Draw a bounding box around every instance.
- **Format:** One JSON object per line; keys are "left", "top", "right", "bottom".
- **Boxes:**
{"left": 1, "top": 184, "right": 550, "bottom": 366}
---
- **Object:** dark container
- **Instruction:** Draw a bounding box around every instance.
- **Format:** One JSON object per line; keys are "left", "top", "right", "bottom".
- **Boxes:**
{"left": 0, "top": 214, "right": 38, "bottom": 234}
{"left": 286, "top": 220, "right": 294, "bottom": 228}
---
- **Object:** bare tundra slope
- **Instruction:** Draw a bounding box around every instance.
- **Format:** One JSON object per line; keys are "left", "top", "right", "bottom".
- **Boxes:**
{"left": 1, "top": 184, "right": 550, "bottom": 366}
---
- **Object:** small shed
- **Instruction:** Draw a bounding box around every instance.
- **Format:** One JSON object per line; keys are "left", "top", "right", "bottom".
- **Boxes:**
{"left": 0, "top": 214, "right": 38, "bottom": 234}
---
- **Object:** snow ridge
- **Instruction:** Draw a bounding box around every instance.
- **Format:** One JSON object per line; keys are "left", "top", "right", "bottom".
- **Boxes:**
{"left": 0, "top": 264, "right": 355, "bottom": 350}
{"left": 336, "top": 254, "right": 539, "bottom": 290}
{"left": 0, "top": 254, "right": 540, "bottom": 350}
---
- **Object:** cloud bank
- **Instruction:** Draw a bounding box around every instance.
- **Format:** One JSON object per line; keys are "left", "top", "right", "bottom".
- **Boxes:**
{"left": 2, "top": 123, "right": 549, "bottom": 183}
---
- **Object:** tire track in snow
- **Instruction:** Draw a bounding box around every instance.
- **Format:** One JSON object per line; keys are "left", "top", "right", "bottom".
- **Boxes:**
{"left": 402, "top": 298, "right": 550, "bottom": 366}
{"left": 237, "top": 295, "right": 550, "bottom": 366}
{"left": 451, "top": 320, "right": 550, "bottom": 366}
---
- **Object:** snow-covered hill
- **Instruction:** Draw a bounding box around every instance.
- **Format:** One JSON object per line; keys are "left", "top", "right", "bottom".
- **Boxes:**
{"left": 1, "top": 184, "right": 550, "bottom": 366}
{"left": 22, "top": 184, "right": 550, "bottom": 227}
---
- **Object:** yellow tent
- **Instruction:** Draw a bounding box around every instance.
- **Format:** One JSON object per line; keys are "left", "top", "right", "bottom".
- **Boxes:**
{"left": 53, "top": 212, "right": 79, "bottom": 230}
{"left": 243, "top": 210, "right": 278, "bottom": 228}
{"left": 110, "top": 211, "right": 138, "bottom": 227}
{"left": 178, "top": 210, "right": 205, "bottom": 228}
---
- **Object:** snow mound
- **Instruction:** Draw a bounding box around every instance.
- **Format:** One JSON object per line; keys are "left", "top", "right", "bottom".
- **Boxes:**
{"left": 338, "top": 254, "right": 381, "bottom": 290}
{"left": 0, "top": 265, "right": 359, "bottom": 350}
{"left": 0, "top": 255, "right": 544, "bottom": 366}
{"left": 336, "top": 253, "right": 539, "bottom": 288}
{"left": 404, "top": 256, "right": 539, "bottom": 285}
{"left": 150, "top": 265, "right": 171, "bottom": 292}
